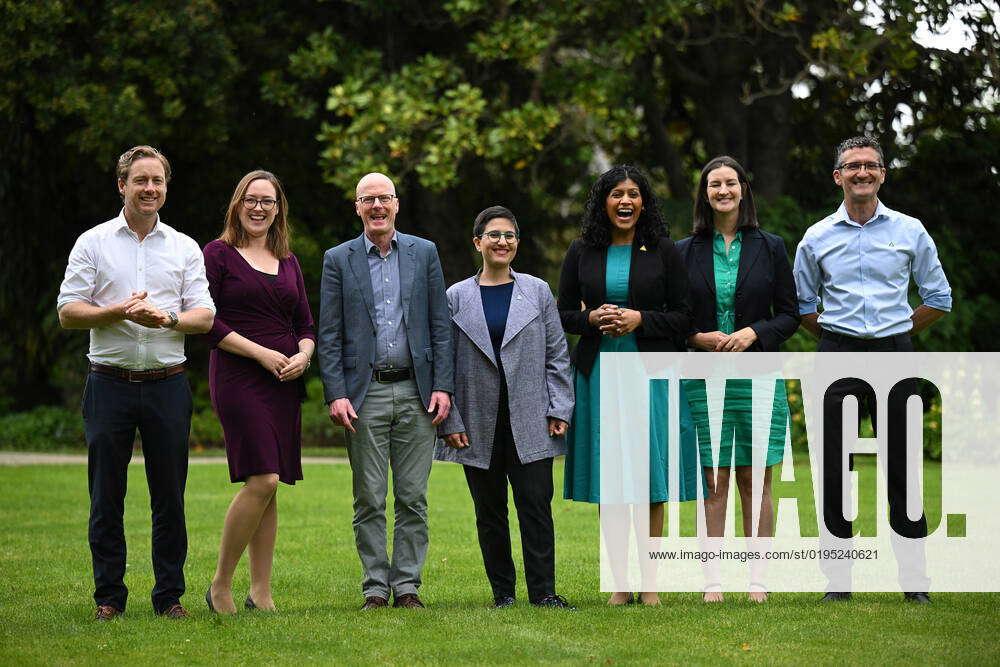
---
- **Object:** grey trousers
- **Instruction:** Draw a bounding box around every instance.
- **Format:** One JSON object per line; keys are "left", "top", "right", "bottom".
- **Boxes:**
{"left": 346, "top": 378, "right": 436, "bottom": 599}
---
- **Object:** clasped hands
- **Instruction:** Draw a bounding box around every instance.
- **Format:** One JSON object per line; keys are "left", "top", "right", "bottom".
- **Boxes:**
{"left": 443, "top": 417, "right": 568, "bottom": 449}
{"left": 119, "top": 291, "right": 172, "bottom": 328}
{"left": 255, "top": 348, "right": 311, "bottom": 382}
{"left": 589, "top": 303, "right": 641, "bottom": 337}
{"left": 689, "top": 327, "right": 758, "bottom": 352}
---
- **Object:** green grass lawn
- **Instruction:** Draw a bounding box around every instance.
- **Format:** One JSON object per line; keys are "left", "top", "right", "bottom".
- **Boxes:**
{"left": 1, "top": 459, "right": 997, "bottom": 665}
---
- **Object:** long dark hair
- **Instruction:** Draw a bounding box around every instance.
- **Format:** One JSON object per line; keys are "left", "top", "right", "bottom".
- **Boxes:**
{"left": 692, "top": 156, "right": 760, "bottom": 236}
{"left": 581, "top": 164, "right": 668, "bottom": 248}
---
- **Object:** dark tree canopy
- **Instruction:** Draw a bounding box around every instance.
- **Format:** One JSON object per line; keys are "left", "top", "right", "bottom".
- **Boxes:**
{"left": 1, "top": 0, "right": 997, "bottom": 414}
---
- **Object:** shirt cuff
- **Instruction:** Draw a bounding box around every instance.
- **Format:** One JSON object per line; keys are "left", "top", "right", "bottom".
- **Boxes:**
{"left": 798, "top": 303, "right": 818, "bottom": 316}
{"left": 922, "top": 297, "right": 952, "bottom": 312}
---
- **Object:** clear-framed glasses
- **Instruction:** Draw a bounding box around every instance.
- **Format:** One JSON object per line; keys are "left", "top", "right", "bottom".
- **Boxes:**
{"left": 478, "top": 231, "right": 520, "bottom": 242}
{"left": 356, "top": 194, "right": 396, "bottom": 206}
{"left": 837, "top": 162, "right": 884, "bottom": 174}
{"left": 242, "top": 197, "right": 277, "bottom": 211}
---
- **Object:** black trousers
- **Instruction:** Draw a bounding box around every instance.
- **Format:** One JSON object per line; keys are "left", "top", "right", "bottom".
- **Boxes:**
{"left": 83, "top": 371, "right": 192, "bottom": 613}
{"left": 819, "top": 331, "right": 928, "bottom": 540}
{"left": 463, "top": 413, "right": 556, "bottom": 603}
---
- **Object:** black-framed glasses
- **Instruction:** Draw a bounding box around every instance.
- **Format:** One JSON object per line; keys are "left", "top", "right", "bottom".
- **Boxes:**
{"left": 242, "top": 197, "right": 277, "bottom": 211}
{"left": 478, "top": 231, "right": 520, "bottom": 242}
{"left": 837, "top": 162, "right": 884, "bottom": 174}
{"left": 356, "top": 194, "right": 396, "bottom": 206}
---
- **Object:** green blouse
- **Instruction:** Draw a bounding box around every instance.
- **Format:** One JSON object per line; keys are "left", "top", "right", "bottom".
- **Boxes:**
{"left": 713, "top": 231, "right": 741, "bottom": 334}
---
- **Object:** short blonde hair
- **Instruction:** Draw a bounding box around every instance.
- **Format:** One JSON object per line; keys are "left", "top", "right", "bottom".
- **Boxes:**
{"left": 116, "top": 145, "right": 171, "bottom": 183}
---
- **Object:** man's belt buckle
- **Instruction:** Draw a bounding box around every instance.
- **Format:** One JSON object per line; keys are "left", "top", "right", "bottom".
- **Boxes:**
{"left": 127, "top": 369, "right": 142, "bottom": 383}
{"left": 374, "top": 368, "right": 409, "bottom": 383}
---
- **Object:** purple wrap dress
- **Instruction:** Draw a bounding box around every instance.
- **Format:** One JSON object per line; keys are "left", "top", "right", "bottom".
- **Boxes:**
{"left": 203, "top": 239, "right": 315, "bottom": 484}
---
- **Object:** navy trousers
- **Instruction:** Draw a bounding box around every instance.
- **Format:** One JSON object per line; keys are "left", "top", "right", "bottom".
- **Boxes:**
{"left": 83, "top": 371, "right": 192, "bottom": 613}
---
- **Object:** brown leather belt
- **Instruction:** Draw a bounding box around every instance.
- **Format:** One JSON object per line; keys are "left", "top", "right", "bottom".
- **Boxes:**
{"left": 372, "top": 368, "right": 413, "bottom": 383}
{"left": 90, "top": 363, "right": 185, "bottom": 383}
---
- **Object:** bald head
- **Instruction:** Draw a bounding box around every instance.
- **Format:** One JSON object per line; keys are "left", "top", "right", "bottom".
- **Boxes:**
{"left": 356, "top": 172, "right": 396, "bottom": 199}
{"left": 355, "top": 172, "right": 400, "bottom": 244}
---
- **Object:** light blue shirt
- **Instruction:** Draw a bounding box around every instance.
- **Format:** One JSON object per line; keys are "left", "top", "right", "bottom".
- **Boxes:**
{"left": 793, "top": 200, "right": 952, "bottom": 338}
{"left": 363, "top": 232, "right": 413, "bottom": 369}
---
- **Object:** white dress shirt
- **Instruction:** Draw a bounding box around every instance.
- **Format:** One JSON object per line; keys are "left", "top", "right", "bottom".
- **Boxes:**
{"left": 57, "top": 210, "right": 215, "bottom": 369}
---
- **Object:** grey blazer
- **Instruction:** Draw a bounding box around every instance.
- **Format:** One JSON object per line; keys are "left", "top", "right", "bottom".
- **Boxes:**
{"left": 317, "top": 232, "right": 453, "bottom": 410}
{"left": 435, "top": 270, "right": 574, "bottom": 469}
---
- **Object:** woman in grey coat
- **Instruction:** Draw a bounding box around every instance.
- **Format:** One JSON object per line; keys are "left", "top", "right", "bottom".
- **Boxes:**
{"left": 436, "top": 205, "right": 575, "bottom": 609}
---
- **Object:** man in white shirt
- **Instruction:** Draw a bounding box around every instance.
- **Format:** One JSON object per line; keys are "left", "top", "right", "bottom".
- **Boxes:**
{"left": 57, "top": 145, "right": 215, "bottom": 620}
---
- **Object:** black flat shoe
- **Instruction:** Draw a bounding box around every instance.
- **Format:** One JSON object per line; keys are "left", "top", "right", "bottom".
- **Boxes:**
{"left": 532, "top": 594, "right": 576, "bottom": 610}
{"left": 492, "top": 596, "right": 515, "bottom": 609}
{"left": 904, "top": 592, "right": 931, "bottom": 604}
{"left": 820, "top": 592, "right": 852, "bottom": 602}
{"left": 205, "top": 589, "right": 216, "bottom": 613}
{"left": 245, "top": 595, "right": 258, "bottom": 610}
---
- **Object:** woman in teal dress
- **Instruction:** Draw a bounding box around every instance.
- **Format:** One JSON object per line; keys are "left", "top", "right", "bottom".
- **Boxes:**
{"left": 558, "top": 165, "right": 696, "bottom": 606}
{"left": 675, "top": 156, "right": 800, "bottom": 602}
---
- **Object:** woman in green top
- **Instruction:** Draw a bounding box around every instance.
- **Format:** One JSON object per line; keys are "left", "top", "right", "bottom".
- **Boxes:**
{"left": 675, "top": 156, "right": 800, "bottom": 602}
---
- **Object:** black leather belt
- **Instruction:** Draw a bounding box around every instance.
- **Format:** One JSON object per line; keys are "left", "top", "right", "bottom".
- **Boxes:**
{"left": 372, "top": 368, "right": 413, "bottom": 383}
{"left": 820, "top": 331, "right": 909, "bottom": 345}
{"left": 90, "top": 363, "right": 185, "bottom": 383}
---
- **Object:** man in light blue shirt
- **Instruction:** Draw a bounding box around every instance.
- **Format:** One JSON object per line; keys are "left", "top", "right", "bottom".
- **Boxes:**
{"left": 793, "top": 136, "right": 951, "bottom": 605}
{"left": 794, "top": 137, "right": 952, "bottom": 339}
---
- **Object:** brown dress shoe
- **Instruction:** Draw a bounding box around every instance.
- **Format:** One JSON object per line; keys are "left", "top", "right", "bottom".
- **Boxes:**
{"left": 392, "top": 593, "right": 425, "bottom": 609}
{"left": 95, "top": 605, "right": 122, "bottom": 621}
{"left": 360, "top": 596, "right": 388, "bottom": 610}
{"left": 160, "top": 604, "right": 189, "bottom": 619}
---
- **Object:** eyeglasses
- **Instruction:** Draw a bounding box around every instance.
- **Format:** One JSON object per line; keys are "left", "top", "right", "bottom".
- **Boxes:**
{"left": 837, "top": 162, "right": 884, "bottom": 174}
{"left": 478, "top": 231, "right": 520, "bottom": 242}
{"left": 357, "top": 194, "right": 396, "bottom": 206}
{"left": 242, "top": 197, "right": 277, "bottom": 211}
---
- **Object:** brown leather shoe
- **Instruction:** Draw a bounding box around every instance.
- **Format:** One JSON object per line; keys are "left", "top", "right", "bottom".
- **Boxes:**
{"left": 159, "top": 604, "right": 189, "bottom": 619}
{"left": 95, "top": 605, "right": 122, "bottom": 621}
{"left": 392, "top": 593, "right": 425, "bottom": 609}
{"left": 360, "top": 596, "right": 388, "bottom": 610}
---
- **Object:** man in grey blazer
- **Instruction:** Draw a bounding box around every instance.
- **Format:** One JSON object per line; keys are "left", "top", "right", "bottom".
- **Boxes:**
{"left": 318, "top": 172, "right": 453, "bottom": 610}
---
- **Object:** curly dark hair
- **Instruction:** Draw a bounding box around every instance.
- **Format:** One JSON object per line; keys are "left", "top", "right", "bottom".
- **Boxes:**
{"left": 580, "top": 164, "right": 668, "bottom": 248}
{"left": 692, "top": 156, "right": 760, "bottom": 236}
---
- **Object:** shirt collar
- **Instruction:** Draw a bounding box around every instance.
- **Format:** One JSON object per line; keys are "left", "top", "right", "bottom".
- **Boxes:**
{"left": 712, "top": 229, "right": 742, "bottom": 244}
{"left": 834, "top": 200, "right": 889, "bottom": 227}
{"left": 364, "top": 231, "right": 398, "bottom": 255}
{"left": 114, "top": 208, "right": 163, "bottom": 238}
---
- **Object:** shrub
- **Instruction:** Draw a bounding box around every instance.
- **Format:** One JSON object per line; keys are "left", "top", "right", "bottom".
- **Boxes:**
{"left": 0, "top": 405, "right": 86, "bottom": 451}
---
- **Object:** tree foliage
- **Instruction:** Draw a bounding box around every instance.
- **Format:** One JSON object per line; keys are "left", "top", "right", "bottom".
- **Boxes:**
{"left": 0, "top": 0, "right": 997, "bottom": 416}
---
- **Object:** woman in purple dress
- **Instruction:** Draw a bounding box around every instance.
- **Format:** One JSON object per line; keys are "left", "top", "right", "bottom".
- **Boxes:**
{"left": 203, "top": 170, "right": 315, "bottom": 614}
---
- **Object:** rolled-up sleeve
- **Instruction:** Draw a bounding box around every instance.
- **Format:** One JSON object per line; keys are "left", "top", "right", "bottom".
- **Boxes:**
{"left": 57, "top": 236, "right": 96, "bottom": 311}
{"left": 793, "top": 236, "right": 821, "bottom": 316}
{"left": 911, "top": 226, "right": 952, "bottom": 312}
{"left": 181, "top": 239, "right": 216, "bottom": 314}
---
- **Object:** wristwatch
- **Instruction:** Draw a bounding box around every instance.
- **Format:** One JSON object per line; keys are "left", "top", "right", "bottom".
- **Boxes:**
{"left": 165, "top": 311, "right": 179, "bottom": 328}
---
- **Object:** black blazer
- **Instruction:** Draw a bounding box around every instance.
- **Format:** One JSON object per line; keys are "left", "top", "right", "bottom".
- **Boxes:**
{"left": 557, "top": 236, "right": 691, "bottom": 376}
{"left": 674, "top": 228, "right": 799, "bottom": 351}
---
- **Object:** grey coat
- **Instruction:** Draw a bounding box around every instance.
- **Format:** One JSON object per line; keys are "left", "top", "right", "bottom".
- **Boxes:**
{"left": 435, "top": 270, "right": 574, "bottom": 469}
{"left": 317, "top": 232, "right": 453, "bottom": 410}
